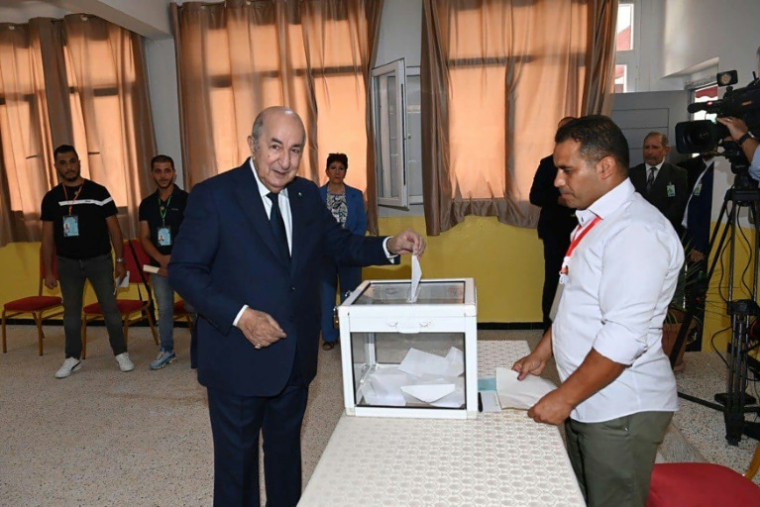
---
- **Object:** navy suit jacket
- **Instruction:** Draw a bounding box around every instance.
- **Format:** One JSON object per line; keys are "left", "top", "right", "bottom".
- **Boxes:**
{"left": 681, "top": 157, "right": 715, "bottom": 255}
{"left": 169, "top": 161, "right": 393, "bottom": 397}
{"left": 629, "top": 162, "right": 689, "bottom": 233}
{"left": 318, "top": 183, "right": 367, "bottom": 236}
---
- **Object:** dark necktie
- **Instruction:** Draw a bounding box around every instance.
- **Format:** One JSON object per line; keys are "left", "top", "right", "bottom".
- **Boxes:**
{"left": 646, "top": 167, "right": 656, "bottom": 194}
{"left": 266, "top": 192, "right": 290, "bottom": 259}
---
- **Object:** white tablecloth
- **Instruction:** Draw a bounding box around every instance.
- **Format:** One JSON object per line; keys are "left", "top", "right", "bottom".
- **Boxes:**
{"left": 298, "top": 339, "right": 585, "bottom": 507}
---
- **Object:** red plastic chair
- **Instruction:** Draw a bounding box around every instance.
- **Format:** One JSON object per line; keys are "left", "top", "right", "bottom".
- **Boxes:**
{"left": 647, "top": 463, "right": 760, "bottom": 506}
{"left": 2, "top": 250, "right": 63, "bottom": 356}
{"left": 81, "top": 239, "right": 158, "bottom": 358}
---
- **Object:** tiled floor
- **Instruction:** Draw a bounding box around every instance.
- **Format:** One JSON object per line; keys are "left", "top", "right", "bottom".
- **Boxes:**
{"left": 0, "top": 325, "right": 758, "bottom": 507}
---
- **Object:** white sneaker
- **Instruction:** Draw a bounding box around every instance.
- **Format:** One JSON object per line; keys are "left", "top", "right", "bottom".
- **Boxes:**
{"left": 55, "top": 357, "right": 82, "bottom": 379}
{"left": 115, "top": 352, "right": 135, "bottom": 372}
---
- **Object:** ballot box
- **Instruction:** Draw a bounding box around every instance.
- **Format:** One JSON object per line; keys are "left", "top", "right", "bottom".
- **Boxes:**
{"left": 337, "top": 278, "right": 477, "bottom": 419}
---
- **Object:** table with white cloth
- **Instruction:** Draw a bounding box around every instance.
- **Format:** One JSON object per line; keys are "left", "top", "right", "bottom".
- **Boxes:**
{"left": 298, "top": 339, "right": 585, "bottom": 507}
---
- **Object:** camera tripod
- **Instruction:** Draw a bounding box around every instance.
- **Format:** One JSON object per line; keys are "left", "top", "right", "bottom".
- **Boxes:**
{"left": 670, "top": 175, "right": 760, "bottom": 445}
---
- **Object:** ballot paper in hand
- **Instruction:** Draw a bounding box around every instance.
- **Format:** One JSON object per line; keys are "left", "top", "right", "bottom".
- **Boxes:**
{"left": 408, "top": 255, "right": 422, "bottom": 303}
{"left": 496, "top": 367, "right": 556, "bottom": 410}
{"left": 113, "top": 271, "right": 130, "bottom": 295}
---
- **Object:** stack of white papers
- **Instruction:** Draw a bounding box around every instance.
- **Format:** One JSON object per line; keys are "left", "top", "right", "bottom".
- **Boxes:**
{"left": 360, "top": 347, "right": 466, "bottom": 408}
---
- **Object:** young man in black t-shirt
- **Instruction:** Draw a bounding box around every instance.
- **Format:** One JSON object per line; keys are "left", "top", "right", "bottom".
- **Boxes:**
{"left": 41, "top": 145, "right": 134, "bottom": 378}
{"left": 138, "top": 155, "right": 192, "bottom": 370}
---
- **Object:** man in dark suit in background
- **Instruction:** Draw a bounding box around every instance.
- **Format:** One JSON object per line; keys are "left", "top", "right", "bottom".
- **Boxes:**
{"left": 680, "top": 152, "right": 716, "bottom": 349}
{"left": 530, "top": 116, "right": 577, "bottom": 331}
{"left": 629, "top": 131, "right": 689, "bottom": 234}
{"left": 169, "top": 106, "right": 425, "bottom": 507}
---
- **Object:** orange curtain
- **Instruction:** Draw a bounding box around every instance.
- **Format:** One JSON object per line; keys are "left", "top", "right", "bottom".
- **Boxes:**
{"left": 62, "top": 15, "right": 155, "bottom": 239}
{"left": 420, "top": 0, "right": 618, "bottom": 236}
{"left": 171, "top": 0, "right": 382, "bottom": 209}
{"left": 0, "top": 22, "right": 57, "bottom": 243}
{"left": 0, "top": 16, "right": 155, "bottom": 244}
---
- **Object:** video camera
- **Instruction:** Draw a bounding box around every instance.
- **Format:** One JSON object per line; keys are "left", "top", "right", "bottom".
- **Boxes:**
{"left": 675, "top": 70, "right": 760, "bottom": 173}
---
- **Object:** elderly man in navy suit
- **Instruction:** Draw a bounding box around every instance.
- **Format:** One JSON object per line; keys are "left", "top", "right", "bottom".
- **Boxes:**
{"left": 169, "top": 106, "right": 425, "bottom": 507}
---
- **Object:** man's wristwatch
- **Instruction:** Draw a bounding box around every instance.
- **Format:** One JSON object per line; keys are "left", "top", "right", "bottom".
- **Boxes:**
{"left": 737, "top": 132, "right": 756, "bottom": 146}
{"left": 115, "top": 257, "right": 126, "bottom": 264}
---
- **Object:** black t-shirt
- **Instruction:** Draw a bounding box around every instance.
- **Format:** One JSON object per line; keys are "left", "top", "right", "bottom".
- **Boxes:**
{"left": 41, "top": 180, "right": 118, "bottom": 260}
{"left": 138, "top": 186, "right": 189, "bottom": 265}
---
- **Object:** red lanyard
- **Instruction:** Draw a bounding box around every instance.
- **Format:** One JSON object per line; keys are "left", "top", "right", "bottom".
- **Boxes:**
{"left": 62, "top": 182, "right": 84, "bottom": 215}
{"left": 560, "top": 216, "right": 602, "bottom": 276}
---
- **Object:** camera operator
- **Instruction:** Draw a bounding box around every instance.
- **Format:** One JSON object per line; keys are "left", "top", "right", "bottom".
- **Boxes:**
{"left": 716, "top": 117, "right": 760, "bottom": 178}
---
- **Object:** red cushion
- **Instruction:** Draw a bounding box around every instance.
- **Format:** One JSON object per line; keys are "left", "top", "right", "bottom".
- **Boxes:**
{"left": 173, "top": 301, "right": 188, "bottom": 314}
{"left": 83, "top": 300, "right": 147, "bottom": 314}
{"left": 4, "top": 296, "right": 62, "bottom": 312}
{"left": 647, "top": 463, "right": 760, "bottom": 507}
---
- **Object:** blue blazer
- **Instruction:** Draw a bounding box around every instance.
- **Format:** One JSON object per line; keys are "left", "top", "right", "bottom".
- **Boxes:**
{"left": 318, "top": 183, "right": 367, "bottom": 236}
{"left": 169, "top": 160, "right": 393, "bottom": 397}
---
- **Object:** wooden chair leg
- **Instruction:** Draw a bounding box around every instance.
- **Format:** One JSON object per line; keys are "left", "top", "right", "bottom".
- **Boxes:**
{"left": 146, "top": 310, "right": 159, "bottom": 345}
{"left": 746, "top": 439, "right": 760, "bottom": 480}
{"left": 1, "top": 310, "right": 7, "bottom": 354}
{"left": 35, "top": 313, "right": 44, "bottom": 356}
{"left": 81, "top": 319, "right": 87, "bottom": 360}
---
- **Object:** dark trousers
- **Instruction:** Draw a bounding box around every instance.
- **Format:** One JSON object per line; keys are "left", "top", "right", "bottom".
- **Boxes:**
{"left": 57, "top": 254, "right": 126, "bottom": 359}
{"left": 541, "top": 233, "right": 570, "bottom": 331}
{"left": 207, "top": 360, "right": 308, "bottom": 507}
{"left": 319, "top": 260, "right": 361, "bottom": 343}
{"left": 685, "top": 259, "right": 707, "bottom": 351}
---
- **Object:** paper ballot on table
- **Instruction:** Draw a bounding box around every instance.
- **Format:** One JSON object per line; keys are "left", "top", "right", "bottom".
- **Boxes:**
{"left": 408, "top": 255, "right": 422, "bottom": 303}
{"left": 496, "top": 367, "right": 556, "bottom": 410}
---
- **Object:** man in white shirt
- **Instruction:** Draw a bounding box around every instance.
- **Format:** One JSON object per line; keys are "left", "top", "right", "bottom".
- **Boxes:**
{"left": 513, "top": 115, "right": 683, "bottom": 507}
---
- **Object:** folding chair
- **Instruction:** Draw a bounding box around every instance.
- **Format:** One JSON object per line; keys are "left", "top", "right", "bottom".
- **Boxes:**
{"left": 173, "top": 300, "right": 195, "bottom": 332}
{"left": 81, "top": 239, "right": 158, "bottom": 358}
{"left": 2, "top": 250, "right": 63, "bottom": 355}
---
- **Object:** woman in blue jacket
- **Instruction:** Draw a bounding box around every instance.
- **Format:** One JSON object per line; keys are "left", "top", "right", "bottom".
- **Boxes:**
{"left": 319, "top": 153, "right": 367, "bottom": 350}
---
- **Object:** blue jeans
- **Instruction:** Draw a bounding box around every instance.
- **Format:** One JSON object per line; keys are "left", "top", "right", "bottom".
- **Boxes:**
{"left": 57, "top": 254, "right": 126, "bottom": 359}
{"left": 319, "top": 260, "right": 361, "bottom": 343}
{"left": 151, "top": 273, "right": 195, "bottom": 352}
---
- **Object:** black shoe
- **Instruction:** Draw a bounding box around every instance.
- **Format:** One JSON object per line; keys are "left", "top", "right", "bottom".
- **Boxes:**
{"left": 322, "top": 341, "right": 337, "bottom": 351}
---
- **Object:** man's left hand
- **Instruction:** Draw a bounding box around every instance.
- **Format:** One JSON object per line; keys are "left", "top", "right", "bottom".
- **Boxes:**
{"left": 387, "top": 229, "right": 426, "bottom": 257}
{"left": 527, "top": 389, "right": 574, "bottom": 426}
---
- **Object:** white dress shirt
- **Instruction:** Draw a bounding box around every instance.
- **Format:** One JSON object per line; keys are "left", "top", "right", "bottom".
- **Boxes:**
{"left": 552, "top": 179, "right": 683, "bottom": 423}
{"left": 682, "top": 157, "right": 713, "bottom": 228}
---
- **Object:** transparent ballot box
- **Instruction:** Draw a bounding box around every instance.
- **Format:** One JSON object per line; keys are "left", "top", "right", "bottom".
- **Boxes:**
{"left": 338, "top": 278, "right": 477, "bottom": 419}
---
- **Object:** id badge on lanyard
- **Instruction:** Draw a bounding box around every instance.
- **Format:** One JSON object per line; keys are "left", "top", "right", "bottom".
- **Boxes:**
{"left": 62, "top": 183, "right": 84, "bottom": 238}
{"left": 63, "top": 215, "right": 79, "bottom": 237}
{"left": 558, "top": 216, "right": 602, "bottom": 285}
{"left": 158, "top": 195, "right": 173, "bottom": 246}
{"left": 157, "top": 226, "right": 172, "bottom": 246}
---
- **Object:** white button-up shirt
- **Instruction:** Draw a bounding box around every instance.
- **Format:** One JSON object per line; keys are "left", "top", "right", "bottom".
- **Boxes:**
{"left": 552, "top": 179, "right": 683, "bottom": 423}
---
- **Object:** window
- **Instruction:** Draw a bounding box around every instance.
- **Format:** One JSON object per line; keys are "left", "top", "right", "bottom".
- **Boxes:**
{"left": 615, "top": 1, "right": 639, "bottom": 93}
{"left": 691, "top": 84, "right": 719, "bottom": 122}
